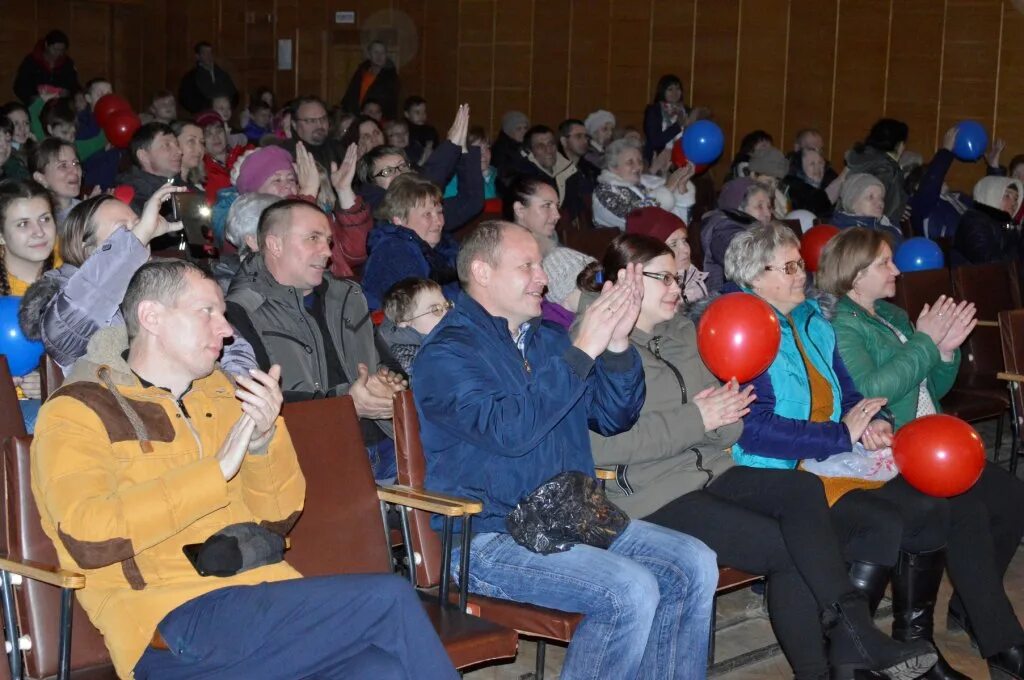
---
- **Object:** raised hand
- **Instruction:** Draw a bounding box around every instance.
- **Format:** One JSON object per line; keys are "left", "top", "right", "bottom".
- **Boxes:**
{"left": 915, "top": 295, "right": 957, "bottom": 346}
{"left": 447, "top": 104, "right": 470, "bottom": 149}
{"left": 986, "top": 138, "right": 1007, "bottom": 168}
{"left": 294, "top": 142, "right": 321, "bottom": 198}
{"left": 608, "top": 263, "right": 644, "bottom": 352}
{"left": 330, "top": 143, "right": 359, "bottom": 210}
{"left": 134, "top": 182, "right": 186, "bottom": 245}
{"left": 573, "top": 266, "right": 638, "bottom": 359}
{"left": 942, "top": 126, "right": 958, "bottom": 152}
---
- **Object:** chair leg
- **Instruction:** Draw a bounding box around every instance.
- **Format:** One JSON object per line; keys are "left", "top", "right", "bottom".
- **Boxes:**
{"left": 535, "top": 639, "right": 546, "bottom": 680}
{"left": 58, "top": 587, "right": 73, "bottom": 680}
{"left": 707, "top": 596, "right": 717, "bottom": 670}
{"left": 0, "top": 571, "right": 22, "bottom": 680}
{"left": 996, "top": 412, "right": 1006, "bottom": 453}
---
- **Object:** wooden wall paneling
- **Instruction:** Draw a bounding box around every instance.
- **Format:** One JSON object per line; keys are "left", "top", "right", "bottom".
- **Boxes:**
{"left": 0, "top": 4, "right": 37, "bottom": 104}
{"left": 111, "top": 4, "right": 143, "bottom": 108}
{"left": 733, "top": 0, "right": 788, "bottom": 148}
{"left": 294, "top": 0, "right": 327, "bottom": 101}
{"left": 940, "top": 0, "right": 1002, "bottom": 190}
{"left": 784, "top": 0, "right": 838, "bottom": 162}
{"left": 68, "top": 2, "right": 111, "bottom": 85}
{"left": 691, "top": 0, "right": 740, "bottom": 158}
{"left": 422, "top": 0, "right": 460, "bottom": 126}
{"left": 140, "top": 0, "right": 168, "bottom": 108}
{"left": 393, "top": 0, "right": 427, "bottom": 108}
{"left": 528, "top": 0, "right": 569, "bottom": 129}
{"left": 567, "top": 0, "right": 611, "bottom": 124}
{"left": 649, "top": 0, "right": 697, "bottom": 117}
{"left": 884, "top": 0, "right": 944, "bottom": 158}
{"left": 492, "top": 0, "right": 533, "bottom": 135}
{"left": 457, "top": 0, "right": 496, "bottom": 133}
{"left": 607, "top": 0, "right": 651, "bottom": 127}
{"left": 830, "top": 0, "right": 890, "bottom": 165}
{"left": 997, "top": 1, "right": 1024, "bottom": 164}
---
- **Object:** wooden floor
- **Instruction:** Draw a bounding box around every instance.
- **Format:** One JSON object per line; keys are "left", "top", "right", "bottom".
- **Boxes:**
{"left": 465, "top": 418, "right": 1020, "bottom": 680}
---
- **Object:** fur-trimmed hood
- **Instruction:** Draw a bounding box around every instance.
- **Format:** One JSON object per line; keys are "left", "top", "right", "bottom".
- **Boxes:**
{"left": 18, "top": 265, "right": 75, "bottom": 340}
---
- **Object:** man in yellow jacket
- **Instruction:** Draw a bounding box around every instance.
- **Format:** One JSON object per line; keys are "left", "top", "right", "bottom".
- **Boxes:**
{"left": 30, "top": 259, "right": 457, "bottom": 680}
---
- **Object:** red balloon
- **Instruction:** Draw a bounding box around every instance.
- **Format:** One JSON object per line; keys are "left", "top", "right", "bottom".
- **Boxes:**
{"left": 800, "top": 224, "right": 840, "bottom": 273}
{"left": 697, "top": 292, "right": 781, "bottom": 382}
{"left": 671, "top": 141, "right": 710, "bottom": 175}
{"left": 104, "top": 111, "right": 141, "bottom": 149}
{"left": 892, "top": 414, "right": 985, "bottom": 497}
{"left": 93, "top": 94, "right": 132, "bottom": 128}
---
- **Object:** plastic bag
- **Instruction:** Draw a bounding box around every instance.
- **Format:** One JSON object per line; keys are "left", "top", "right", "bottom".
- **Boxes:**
{"left": 506, "top": 471, "right": 630, "bottom": 555}
{"left": 800, "top": 443, "right": 899, "bottom": 482}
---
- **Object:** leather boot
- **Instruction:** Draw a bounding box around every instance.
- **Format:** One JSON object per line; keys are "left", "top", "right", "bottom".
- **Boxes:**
{"left": 988, "top": 644, "right": 1024, "bottom": 680}
{"left": 890, "top": 550, "right": 969, "bottom": 680}
{"left": 848, "top": 560, "right": 890, "bottom": 615}
{"left": 824, "top": 591, "right": 937, "bottom": 680}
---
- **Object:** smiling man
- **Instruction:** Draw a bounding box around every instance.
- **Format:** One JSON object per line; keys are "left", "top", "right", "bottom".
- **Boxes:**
{"left": 226, "top": 198, "right": 405, "bottom": 480}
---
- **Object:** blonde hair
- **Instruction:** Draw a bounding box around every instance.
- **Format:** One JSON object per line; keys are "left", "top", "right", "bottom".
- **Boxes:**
{"left": 376, "top": 173, "right": 442, "bottom": 224}
{"left": 816, "top": 227, "right": 892, "bottom": 297}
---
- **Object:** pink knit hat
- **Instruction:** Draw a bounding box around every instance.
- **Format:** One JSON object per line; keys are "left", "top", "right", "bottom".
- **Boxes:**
{"left": 234, "top": 146, "right": 295, "bottom": 194}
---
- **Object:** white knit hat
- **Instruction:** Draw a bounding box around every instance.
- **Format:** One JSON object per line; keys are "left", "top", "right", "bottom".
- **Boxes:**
{"left": 584, "top": 110, "right": 616, "bottom": 138}
{"left": 542, "top": 247, "right": 595, "bottom": 306}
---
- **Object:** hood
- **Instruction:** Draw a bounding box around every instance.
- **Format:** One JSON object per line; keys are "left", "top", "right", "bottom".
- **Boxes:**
{"left": 973, "top": 175, "right": 1024, "bottom": 213}
{"left": 377, "top": 317, "right": 426, "bottom": 347}
{"left": 18, "top": 265, "right": 76, "bottom": 340}
{"left": 845, "top": 145, "right": 895, "bottom": 174}
{"left": 65, "top": 325, "right": 134, "bottom": 387}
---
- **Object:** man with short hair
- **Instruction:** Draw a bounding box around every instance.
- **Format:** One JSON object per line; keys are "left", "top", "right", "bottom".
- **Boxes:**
{"left": 791, "top": 127, "right": 840, "bottom": 188}
{"left": 504, "top": 124, "right": 588, "bottom": 218}
{"left": 31, "top": 259, "right": 456, "bottom": 680}
{"left": 283, "top": 96, "right": 345, "bottom": 170}
{"left": 413, "top": 220, "right": 719, "bottom": 679}
{"left": 140, "top": 90, "right": 177, "bottom": 125}
{"left": 116, "top": 122, "right": 189, "bottom": 214}
{"left": 178, "top": 41, "right": 238, "bottom": 114}
{"left": 558, "top": 117, "right": 599, "bottom": 195}
{"left": 226, "top": 199, "right": 404, "bottom": 479}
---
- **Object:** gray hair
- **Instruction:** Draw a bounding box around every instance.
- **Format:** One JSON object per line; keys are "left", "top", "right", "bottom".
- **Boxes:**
{"left": 604, "top": 138, "right": 643, "bottom": 171}
{"left": 226, "top": 193, "right": 279, "bottom": 257}
{"left": 456, "top": 220, "right": 528, "bottom": 287}
{"left": 724, "top": 221, "right": 801, "bottom": 288}
{"left": 121, "top": 259, "right": 213, "bottom": 340}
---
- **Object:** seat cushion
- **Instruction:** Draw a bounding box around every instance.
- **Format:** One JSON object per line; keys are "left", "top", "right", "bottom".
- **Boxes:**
{"left": 418, "top": 594, "right": 519, "bottom": 670}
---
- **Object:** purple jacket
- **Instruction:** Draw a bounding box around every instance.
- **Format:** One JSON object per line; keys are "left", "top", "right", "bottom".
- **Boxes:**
{"left": 19, "top": 227, "right": 257, "bottom": 375}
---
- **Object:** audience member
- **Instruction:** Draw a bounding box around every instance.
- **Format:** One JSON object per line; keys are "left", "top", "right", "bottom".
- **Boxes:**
{"left": 729, "top": 129, "right": 774, "bottom": 180}
{"left": 846, "top": 118, "right": 910, "bottom": 226}
{"left": 540, "top": 245, "right": 594, "bottom": 329}
{"left": 116, "top": 122, "right": 190, "bottom": 215}
{"left": 196, "top": 110, "right": 236, "bottom": 202}
{"left": 506, "top": 174, "right": 561, "bottom": 254}
{"left": 212, "top": 94, "right": 248, "bottom": 148}
{"left": 444, "top": 125, "right": 497, "bottom": 202}
{"left": 384, "top": 119, "right": 424, "bottom": 165}
{"left": 953, "top": 175, "right": 1023, "bottom": 264}
{"left": 13, "top": 30, "right": 80, "bottom": 104}
{"left": 413, "top": 219, "right": 719, "bottom": 680}
{"left": 76, "top": 77, "right": 111, "bottom": 140}
{"left": 746, "top": 146, "right": 791, "bottom": 218}
{"left": 583, "top": 109, "right": 615, "bottom": 167}
{"left": 783, "top": 147, "right": 834, "bottom": 218}
{"left": 593, "top": 138, "right": 690, "bottom": 229}
{"left": 30, "top": 258, "right": 458, "bottom": 680}
{"left": 140, "top": 90, "right": 177, "bottom": 124}
{"left": 29, "top": 137, "right": 83, "bottom": 223}
{"left": 558, "top": 118, "right": 599, "bottom": 198}
{"left": 491, "top": 110, "right": 529, "bottom": 174}
{"left": 504, "top": 124, "right": 582, "bottom": 214}
{"left": 403, "top": 95, "right": 439, "bottom": 154}
{"left": 342, "top": 40, "right": 400, "bottom": 119}
{"left": 699, "top": 177, "right": 772, "bottom": 293}
{"left": 179, "top": 41, "right": 239, "bottom": 114}
{"left": 0, "top": 118, "right": 28, "bottom": 180}
{"left": 377, "top": 277, "right": 450, "bottom": 374}
{"left": 625, "top": 207, "right": 708, "bottom": 303}
{"left": 1, "top": 102, "right": 34, "bottom": 151}
{"left": 832, "top": 173, "right": 904, "bottom": 244}
{"left": 171, "top": 119, "right": 206, "bottom": 189}
{"left": 643, "top": 74, "right": 688, "bottom": 163}
{"left": 213, "top": 192, "right": 278, "bottom": 291}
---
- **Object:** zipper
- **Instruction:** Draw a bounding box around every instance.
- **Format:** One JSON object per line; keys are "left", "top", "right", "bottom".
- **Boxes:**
{"left": 291, "top": 289, "right": 326, "bottom": 392}
{"left": 648, "top": 337, "right": 687, "bottom": 404}
{"left": 690, "top": 447, "right": 714, "bottom": 490}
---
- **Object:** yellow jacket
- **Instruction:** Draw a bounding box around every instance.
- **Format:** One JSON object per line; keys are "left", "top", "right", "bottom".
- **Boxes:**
{"left": 30, "top": 327, "right": 306, "bottom": 679}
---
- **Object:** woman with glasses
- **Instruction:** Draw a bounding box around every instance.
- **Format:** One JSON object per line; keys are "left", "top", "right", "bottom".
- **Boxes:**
{"left": 577, "top": 232, "right": 937, "bottom": 680}
{"left": 377, "top": 278, "right": 453, "bottom": 375}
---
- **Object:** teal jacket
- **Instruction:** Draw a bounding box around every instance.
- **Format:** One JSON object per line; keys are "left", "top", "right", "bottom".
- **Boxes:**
{"left": 828, "top": 296, "right": 959, "bottom": 429}
{"left": 733, "top": 298, "right": 862, "bottom": 469}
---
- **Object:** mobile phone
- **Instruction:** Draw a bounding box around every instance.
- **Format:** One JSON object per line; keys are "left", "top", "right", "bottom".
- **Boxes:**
{"left": 182, "top": 543, "right": 207, "bottom": 575}
{"left": 170, "top": 193, "right": 213, "bottom": 247}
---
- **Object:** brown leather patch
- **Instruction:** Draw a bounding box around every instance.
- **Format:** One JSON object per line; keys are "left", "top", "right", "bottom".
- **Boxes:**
{"left": 57, "top": 524, "right": 134, "bottom": 569}
{"left": 260, "top": 510, "right": 303, "bottom": 536}
{"left": 52, "top": 383, "right": 175, "bottom": 444}
{"left": 121, "top": 557, "right": 146, "bottom": 590}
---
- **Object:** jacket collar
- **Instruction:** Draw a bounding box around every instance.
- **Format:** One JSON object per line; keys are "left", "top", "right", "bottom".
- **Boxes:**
{"left": 453, "top": 293, "right": 539, "bottom": 345}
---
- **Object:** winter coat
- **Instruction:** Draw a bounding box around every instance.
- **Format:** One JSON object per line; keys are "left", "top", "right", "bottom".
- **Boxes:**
{"left": 643, "top": 103, "right": 682, "bottom": 163}
{"left": 501, "top": 152, "right": 587, "bottom": 218}
{"left": 830, "top": 211, "right": 904, "bottom": 245}
{"left": 376, "top": 318, "right": 425, "bottom": 374}
{"left": 114, "top": 166, "right": 192, "bottom": 216}
{"left": 954, "top": 203, "right": 1020, "bottom": 264}
{"left": 583, "top": 296, "right": 742, "bottom": 519}
{"left": 13, "top": 41, "right": 81, "bottom": 104}
{"left": 845, "top": 145, "right": 908, "bottom": 227}
{"left": 178, "top": 63, "right": 238, "bottom": 114}
{"left": 732, "top": 298, "right": 864, "bottom": 470}
{"left": 31, "top": 325, "right": 303, "bottom": 679}
{"left": 592, "top": 169, "right": 675, "bottom": 230}
{"left": 17, "top": 227, "right": 256, "bottom": 375}
{"left": 406, "top": 120, "right": 439, "bottom": 153}
{"left": 490, "top": 131, "right": 524, "bottom": 176}
{"left": 907, "top": 148, "right": 968, "bottom": 239}
{"left": 411, "top": 293, "right": 645, "bottom": 534}
{"left": 699, "top": 208, "right": 758, "bottom": 294}
{"left": 782, "top": 174, "right": 833, "bottom": 218}
{"left": 827, "top": 296, "right": 958, "bottom": 429}
{"left": 361, "top": 223, "right": 460, "bottom": 310}
{"left": 341, "top": 60, "right": 400, "bottom": 120}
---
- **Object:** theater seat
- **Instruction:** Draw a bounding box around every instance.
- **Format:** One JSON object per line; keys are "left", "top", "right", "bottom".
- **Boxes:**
{"left": 0, "top": 356, "right": 27, "bottom": 440}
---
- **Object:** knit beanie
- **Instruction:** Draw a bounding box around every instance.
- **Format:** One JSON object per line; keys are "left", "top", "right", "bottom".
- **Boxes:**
{"left": 717, "top": 178, "right": 759, "bottom": 211}
{"left": 625, "top": 207, "right": 685, "bottom": 243}
{"left": 584, "top": 110, "right": 616, "bottom": 138}
{"left": 840, "top": 173, "right": 885, "bottom": 213}
{"left": 501, "top": 111, "right": 529, "bottom": 137}
{"left": 747, "top": 147, "right": 789, "bottom": 179}
{"left": 234, "top": 146, "right": 295, "bottom": 194}
{"left": 542, "top": 247, "right": 595, "bottom": 306}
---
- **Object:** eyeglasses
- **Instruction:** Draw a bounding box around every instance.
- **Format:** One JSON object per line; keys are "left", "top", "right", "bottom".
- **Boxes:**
{"left": 295, "top": 115, "right": 328, "bottom": 125}
{"left": 764, "top": 259, "right": 807, "bottom": 276}
{"left": 374, "top": 161, "right": 411, "bottom": 179}
{"left": 642, "top": 271, "right": 683, "bottom": 287}
{"left": 402, "top": 300, "right": 453, "bottom": 322}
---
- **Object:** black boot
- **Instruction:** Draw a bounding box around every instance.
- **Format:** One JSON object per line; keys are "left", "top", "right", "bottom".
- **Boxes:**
{"left": 825, "top": 591, "right": 937, "bottom": 680}
{"left": 989, "top": 644, "right": 1024, "bottom": 680}
{"left": 890, "top": 550, "right": 969, "bottom": 680}
{"left": 848, "top": 560, "right": 890, "bottom": 615}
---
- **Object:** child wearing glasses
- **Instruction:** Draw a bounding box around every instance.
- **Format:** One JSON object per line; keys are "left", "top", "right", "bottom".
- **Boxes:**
{"left": 377, "top": 277, "right": 453, "bottom": 374}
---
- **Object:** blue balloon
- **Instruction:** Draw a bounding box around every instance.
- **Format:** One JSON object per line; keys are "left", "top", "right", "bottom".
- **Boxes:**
{"left": 682, "top": 120, "right": 725, "bottom": 165}
{"left": 953, "top": 120, "right": 988, "bottom": 162}
{"left": 0, "top": 297, "right": 44, "bottom": 377}
{"left": 894, "top": 237, "right": 945, "bottom": 273}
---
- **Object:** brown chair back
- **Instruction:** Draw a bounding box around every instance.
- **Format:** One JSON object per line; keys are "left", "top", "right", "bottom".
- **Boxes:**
{"left": 999, "top": 310, "right": 1024, "bottom": 432}
{"left": 890, "top": 268, "right": 955, "bottom": 321}
{"left": 951, "top": 261, "right": 1021, "bottom": 322}
{"left": 40, "top": 355, "right": 64, "bottom": 402}
{"left": 282, "top": 396, "right": 392, "bottom": 577}
{"left": 561, "top": 226, "right": 620, "bottom": 262}
{"left": 0, "top": 357, "right": 27, "bottom": 440}
{"left": 3, "top": 437, "right": 113, "bottom": 679}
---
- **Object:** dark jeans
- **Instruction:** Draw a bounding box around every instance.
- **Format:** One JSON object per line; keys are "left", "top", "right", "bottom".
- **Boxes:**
{"left": 646, "top": 466, "right": 875, "bottom": 679}
{"left": 133, "top": 574, "right": 458, "bottom": 680}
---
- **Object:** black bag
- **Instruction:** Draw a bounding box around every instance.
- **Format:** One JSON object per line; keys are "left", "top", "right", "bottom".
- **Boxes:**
{"left": 506, "top": 471, "right": 630, "bottom": 555}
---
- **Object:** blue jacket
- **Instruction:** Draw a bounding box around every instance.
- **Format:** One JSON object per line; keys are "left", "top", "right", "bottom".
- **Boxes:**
{"left": 362, "top": 223, "right": 461, "bottom": 310}
{"left": 830, "top": 211, "right": 904, "bottom": 246}
{"left": 733, "top": 299, "right": 863, "bottom": 469}
{"left": 412, "top": 294, "right": 646, "bottom": 534}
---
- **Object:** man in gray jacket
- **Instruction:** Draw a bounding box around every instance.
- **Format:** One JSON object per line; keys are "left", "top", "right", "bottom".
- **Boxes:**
{"left": 225, "top": 198, "right": 402, "bottom": 479}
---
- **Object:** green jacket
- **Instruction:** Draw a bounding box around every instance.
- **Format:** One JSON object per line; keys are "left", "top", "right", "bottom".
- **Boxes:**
{"left": 581, "top": 294, "right": 742, "bottom": 519}
{"left": 829, "top": 296, "right": 959, "bottom": 429}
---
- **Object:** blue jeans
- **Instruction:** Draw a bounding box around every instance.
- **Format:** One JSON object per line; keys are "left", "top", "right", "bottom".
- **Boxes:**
{"left": 369, "top": 438, "right": 397, "bottom": 482}
{"left": 452, "top": 520, "right": 718, "bottom": 680}
{"left": 19, "top": 399, "right": 40, "bottom": 434}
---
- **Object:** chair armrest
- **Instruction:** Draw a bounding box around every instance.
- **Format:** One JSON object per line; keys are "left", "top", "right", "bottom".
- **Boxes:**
{"left": 998, "top": 372, "right": 1024, "bottom": 383}
{"left": 0, "top": 557, "right": 84, "bottom": 589}
{"left": 594, "top": 468, "right": 616, "bottom": 481}
{"left": 976, "top": 320, "right": 999, "bottom": 327}
{"left": 377, "top": 484, "right": 483, "bottom": 516}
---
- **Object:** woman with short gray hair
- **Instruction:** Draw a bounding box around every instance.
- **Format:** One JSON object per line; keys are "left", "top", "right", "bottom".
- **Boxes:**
{"left": 722, "top": 219, "right": 800, "bottom": 290}
{"left": 593, "top": 138, "right": 694, "bottom": 230}
{"left": 212, "top": 192, "right": 279, "bottom": 292}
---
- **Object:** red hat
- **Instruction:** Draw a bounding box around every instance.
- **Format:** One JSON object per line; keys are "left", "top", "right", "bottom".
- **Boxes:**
{"left": 625, "top": 207, "right": 686, "bottom": 243}
{"left": 194, "top": 110, "right": 224, "bottom": 129}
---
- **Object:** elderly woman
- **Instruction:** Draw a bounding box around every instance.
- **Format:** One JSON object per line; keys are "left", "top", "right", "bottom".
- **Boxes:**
{"left": 29, "top": 137, "right": 82, "bottom": 223}
{"left": 846, "top": 119, "right": 909, "bottom": 226}
{"left": 583, "top": 109, "right": 615, "bottom": 167}
{"left": 699, "top": 178, "right": 773, "bottom": 293}
{"left": 831, "top": 173, "right": 903, "bottom": 245}
{"left": 361, "top": 174, "right": 459, "bottom": 310}
{"left": 593, "top": 138, "right": 692, "bottom": 230}
{"left": 19, "top": 184, "right": 254, "bottom": 375}
{"left": 783, "top": 147, "right": 834, "bottom": 218}
{"left": 490, "top": 110, "right": 529, "bottom": 175}
{"left": 817, "top": 228, "right": 1024, "bottom": 680}
{"left": 954, "top": 175, "right": 1023, "bottom": 264}
{"left": 625, "top": 206, "right": 707, "bottom": 304}
{"left": 577, "top": 232, "right": 935, "bottom": 680}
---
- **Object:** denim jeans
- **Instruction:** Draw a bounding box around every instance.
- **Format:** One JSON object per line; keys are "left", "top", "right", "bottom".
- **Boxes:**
{"left": 452, "top": 520, "right": 718, "bottom": 680}
{"left": 369, "top": 437, "right": 397, "bottom": 482}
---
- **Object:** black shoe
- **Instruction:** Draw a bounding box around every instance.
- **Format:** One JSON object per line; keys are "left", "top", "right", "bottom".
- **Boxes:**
{"left": 890, "top": 550, "right": 969, "bottom": 680}
{"left": 988, "top": 644, "right": 1024, "bottom": 680}
{"left": 848, "top": 560, "right": 891, "bottom": 615}
{"left": 825, "top": 591, "right": 937, "bottom": 680}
